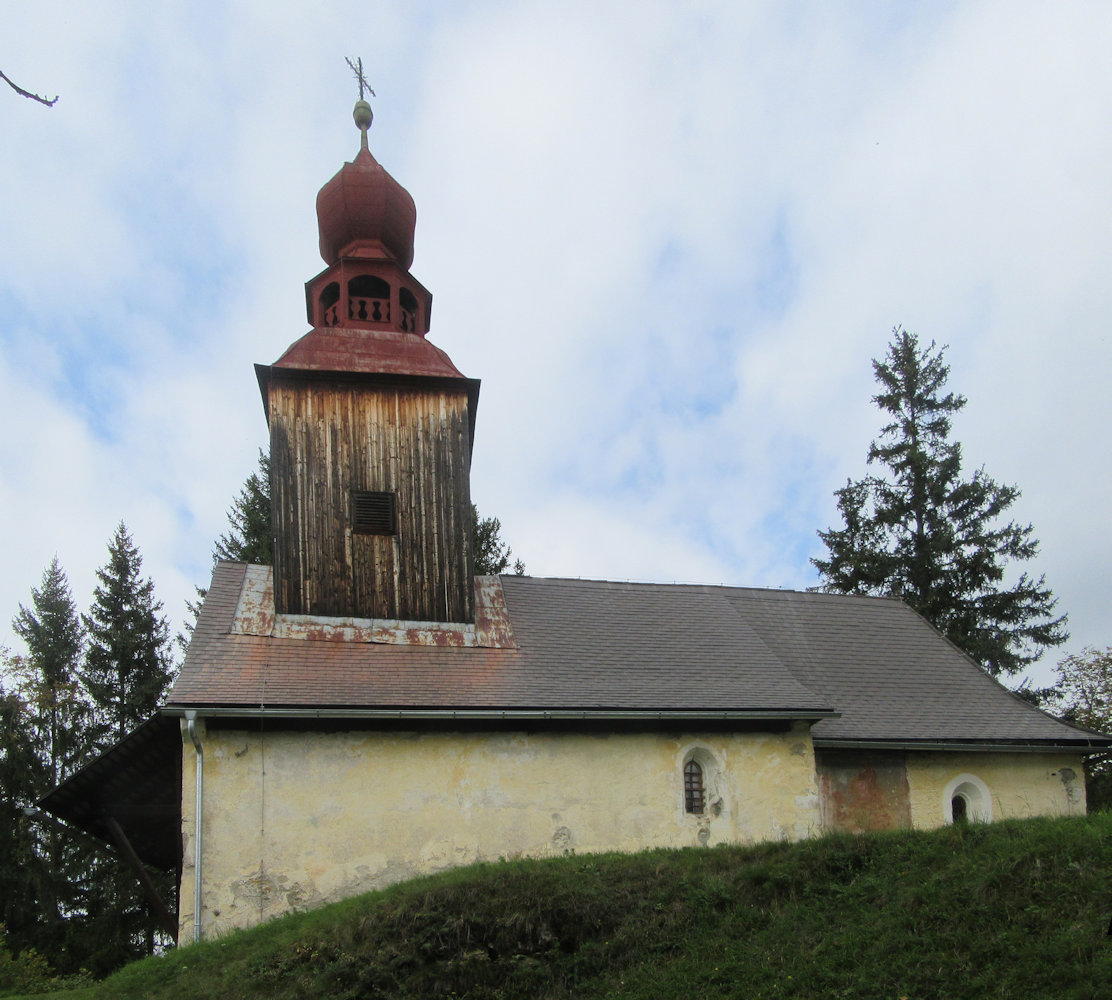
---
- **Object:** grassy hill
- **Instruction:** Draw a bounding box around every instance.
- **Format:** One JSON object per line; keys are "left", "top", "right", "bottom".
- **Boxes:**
{"left": 13, "top": 813, "right": 1112, "bottom": 1000}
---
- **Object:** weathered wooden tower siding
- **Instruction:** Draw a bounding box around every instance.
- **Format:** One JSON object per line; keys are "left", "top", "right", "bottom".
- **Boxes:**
{"left": 268, "top": 375, "right": 475, "bottom": 622}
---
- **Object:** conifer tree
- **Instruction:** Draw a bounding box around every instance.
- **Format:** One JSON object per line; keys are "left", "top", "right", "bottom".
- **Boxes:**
{"left": 812, "top": 327, "right": 1067, "bottom": 676}
{"left": 179, "top": 450, "right": 273, "bottom": 650}
{"left": 6, "top": 560, "right": 96, "bottom": 971}
{"left": 213, "top": 449, "right": 272, "bottom": 565}
{"left": 13, "top": 558, "right": 88, "bottom": 785}
{"left": 471, "top": 504, "right": 525, "bottom": 576}
{"left": 0, "top": 662, "right": 100, "bottom": 976}
{"left": 0, "top": 661, "right": 45, "bottom": 959}
{"left": 79, "top": 526, "right": 175, "bottom": 968}
{"left": 81, "top": 524, "right": 172, "bottom": 746}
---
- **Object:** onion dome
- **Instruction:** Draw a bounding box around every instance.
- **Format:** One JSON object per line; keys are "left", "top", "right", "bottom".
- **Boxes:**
{"left": 263, "top": 95, "right": 465, "bottom": 385}
{"left": 315, "top": 100, "right": 417, "bottom": 268}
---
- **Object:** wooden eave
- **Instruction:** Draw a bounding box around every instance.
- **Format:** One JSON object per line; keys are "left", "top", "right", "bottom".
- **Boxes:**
{"left": 254, "top": 364, "right": 481, "bottom": 455}
{"left": 36, "top": 714, "right": 182, "bottom": 873}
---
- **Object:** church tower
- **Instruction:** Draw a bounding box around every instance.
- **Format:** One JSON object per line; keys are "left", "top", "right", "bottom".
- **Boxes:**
{"left": 255, "top": 95, "right": 479, "bottom": 623}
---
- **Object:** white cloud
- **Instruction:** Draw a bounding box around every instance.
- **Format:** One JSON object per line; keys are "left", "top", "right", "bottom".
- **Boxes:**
{"left": 1, "top": 0, "right": 1110, "bottom": 694}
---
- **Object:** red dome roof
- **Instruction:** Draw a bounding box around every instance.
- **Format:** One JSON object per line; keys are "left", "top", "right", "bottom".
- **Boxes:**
{"left": 316, "top": 147, "right": 417, "bottom": 268}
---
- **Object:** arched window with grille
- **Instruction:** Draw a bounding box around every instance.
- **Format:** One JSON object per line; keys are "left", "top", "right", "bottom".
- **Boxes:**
{"left": 684, "top": 759, "right": 705, "bottom": 815}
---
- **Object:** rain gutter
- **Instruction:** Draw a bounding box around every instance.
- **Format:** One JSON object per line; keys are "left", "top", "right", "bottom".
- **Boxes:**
{"left": 814, "top": 737, "right": 1112, "bottom": 753}
{"left": 164, "top": 706, "right": 840, "bottom": 723}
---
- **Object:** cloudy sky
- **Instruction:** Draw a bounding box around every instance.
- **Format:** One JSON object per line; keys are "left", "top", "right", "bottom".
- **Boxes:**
{"left": 2, "top": 1, "right": 1109, "bottom": 689}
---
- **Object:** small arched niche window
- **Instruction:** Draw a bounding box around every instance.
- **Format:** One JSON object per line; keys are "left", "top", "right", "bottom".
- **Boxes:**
{"left": 348, "top": 275, "right": 391, "bottom": 322}
{"left": 684, "top": 759, "right": 705, "bottom": 815}
{"left": 943, "top": 773, "right": 992, "bottom": 825}
{"left": 681, "top": 747, "right": 723, "bottom": 819}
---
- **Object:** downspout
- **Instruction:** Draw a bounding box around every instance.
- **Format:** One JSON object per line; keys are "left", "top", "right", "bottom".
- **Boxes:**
{"left": 185, "top": 711, "right": 204, "bottom": 943}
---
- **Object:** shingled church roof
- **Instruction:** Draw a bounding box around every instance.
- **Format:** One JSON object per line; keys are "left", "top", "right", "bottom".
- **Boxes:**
{"left": 166, "top": 561, "right": 1106, "bottom": 750}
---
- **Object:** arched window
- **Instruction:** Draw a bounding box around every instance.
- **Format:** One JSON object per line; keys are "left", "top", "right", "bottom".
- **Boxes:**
{"left": 348, "top": 275, "right": 391, "bottom": 322}
{"left": 318, "top": 282, "right": 340, "bottom": 327}
{"left": 943, "top": 773, "right": 992, "bottom": 824}
{"left": 684, "top": 759, "right": 705, "bottom": 815}
{"left": 399, "top": 287, "right": 418, "bottom": 332}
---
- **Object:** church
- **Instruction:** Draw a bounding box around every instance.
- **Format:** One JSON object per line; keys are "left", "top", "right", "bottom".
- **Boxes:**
{"left": 40, "top": 95, "right": 1110, "bottom": 945}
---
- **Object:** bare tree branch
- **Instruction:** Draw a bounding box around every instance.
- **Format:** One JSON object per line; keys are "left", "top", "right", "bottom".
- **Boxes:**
{"left": 1, "top": 70, "right": 58, "bottom": 107}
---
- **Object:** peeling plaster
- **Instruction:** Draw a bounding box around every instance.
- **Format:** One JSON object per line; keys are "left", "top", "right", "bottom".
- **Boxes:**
{"left": 176, "top": 727, "right": 1086, "bottom": 941}
{"left": 179, "top": 726, "right": 820, "bottom": 938}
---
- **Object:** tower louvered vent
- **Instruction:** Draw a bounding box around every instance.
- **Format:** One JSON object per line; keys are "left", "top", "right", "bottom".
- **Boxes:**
{"left": 352, "top": 491, "right": 397, "bottom": 534}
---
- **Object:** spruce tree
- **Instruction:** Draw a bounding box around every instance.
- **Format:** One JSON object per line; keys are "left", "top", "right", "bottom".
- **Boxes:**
{"left": 0, "top": 653, "right": 97, "bottom": 977}
{"left": 0, "top": 661, "right": 45, "bottom": 959}
{"left": 81, "top": 524, "right": 172, "bottom": 746}
{"left": 13, "top": 558, "right": 87, "bottom": 785}
{"left": 80, "top": 526, "right": 175, "bottom": 969}
{"left": 471, "top": 504, "right": 525, "bottom": 576}
{"left": 179, "top": 450, "right": 273, "bottom": 650}
{"left": 213, "top": 449, "right": 272, "bottom": 565}
{"left": 812, "top": 327, "right": 1067, "bottom": 676}
{"left": 7, "top": 560, "right": 97, "bottom": 972}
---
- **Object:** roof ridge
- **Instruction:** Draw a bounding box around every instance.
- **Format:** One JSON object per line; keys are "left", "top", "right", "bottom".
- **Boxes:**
{"left": 502, "top": 574, "right": 906, "bottom": 605}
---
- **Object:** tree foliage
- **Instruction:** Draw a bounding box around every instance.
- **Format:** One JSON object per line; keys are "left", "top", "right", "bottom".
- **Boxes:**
{"left": 0, "top": 659, "right": 45, "bottom": 962}
{"left": 471, "top": 504, "right": 525, "bottom": 576}
{"left": 81, "top": 523, "right": 173, "bottom": 747}
{"left": 1049, "top": 646, "right": 1112, "bottom": 811}
{"left": 78, "top": 525, "right": 178, "bottom": 966}
{"left": 213, "top": 449, "right": 272, "bottom": 565}
{"left": 179, "top": 449, "right": 274, "bottom": 649}
{"left": 12, "top": 558, "right": 88, "bottom": 786}
{"left": 1051, "top": 647, "right": 1112, "bottom": 733}
{"left": 4, "top": 560, "right": 98, "bottom": 972}
{"left": 812, "top": 327, "right": 1067, "bottom": 676}
{"left": 1, "top": 534, "right": 177, "bottom": 977}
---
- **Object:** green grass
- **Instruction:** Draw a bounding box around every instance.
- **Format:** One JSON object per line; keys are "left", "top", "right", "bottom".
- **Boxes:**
{"left": 14, "top": 813, "right": 1112, "bottom": 1000}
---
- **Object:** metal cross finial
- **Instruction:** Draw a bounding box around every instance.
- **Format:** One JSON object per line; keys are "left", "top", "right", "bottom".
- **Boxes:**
{"left": 346, "top": 57, "right": 375, "bottom": 102}
{"left": 346, "top": 57, "right": 376, "bottom": 150}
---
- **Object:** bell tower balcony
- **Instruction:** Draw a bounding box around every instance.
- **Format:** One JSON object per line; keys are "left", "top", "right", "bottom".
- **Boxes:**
{"left": 305, "top": 257, "right": 432, "bottom": 336}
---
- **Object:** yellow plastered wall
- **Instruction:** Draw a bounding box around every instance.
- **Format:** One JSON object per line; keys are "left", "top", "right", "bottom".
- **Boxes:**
{"left": 905, "top": 751, "right": 1086, "bottom": 829}
{"left": 178, "top": 721, "right": 820, "bottom": 940}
